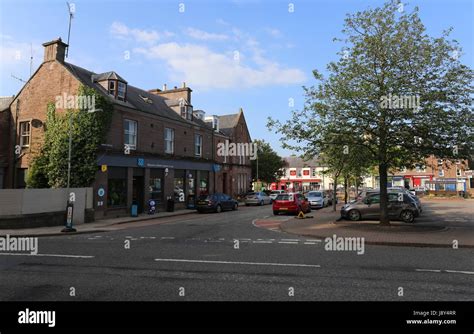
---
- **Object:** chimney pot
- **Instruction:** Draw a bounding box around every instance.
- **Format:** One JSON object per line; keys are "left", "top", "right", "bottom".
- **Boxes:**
{"left": 182, "top": 82, "right": 186, "bottom": 88}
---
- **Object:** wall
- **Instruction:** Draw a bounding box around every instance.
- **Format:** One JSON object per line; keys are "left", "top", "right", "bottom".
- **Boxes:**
{"left": 0, "top": 187, "right": 93, "bottom": 225}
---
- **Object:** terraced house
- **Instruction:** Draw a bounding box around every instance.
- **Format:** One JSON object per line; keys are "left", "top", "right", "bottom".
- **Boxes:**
{"left": 1, "top": 38, "right": 252, "bottom": 217}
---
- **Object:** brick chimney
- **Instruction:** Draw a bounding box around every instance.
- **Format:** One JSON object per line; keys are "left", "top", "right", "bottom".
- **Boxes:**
{"left": 42, "top": 38, "right": 68, "bottom": 63}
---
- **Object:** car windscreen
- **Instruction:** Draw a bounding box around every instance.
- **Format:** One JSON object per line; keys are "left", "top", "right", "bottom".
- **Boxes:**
{"left": 198, "top": 195, "right": 213, "bottom": 201}
{"left": 308, "top": 192, "right": 322, "bottom": 197}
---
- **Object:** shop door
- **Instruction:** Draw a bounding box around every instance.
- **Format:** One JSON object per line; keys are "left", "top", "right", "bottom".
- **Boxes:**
{"left": 133, "top": 176, "right": 144, "bottom": 213}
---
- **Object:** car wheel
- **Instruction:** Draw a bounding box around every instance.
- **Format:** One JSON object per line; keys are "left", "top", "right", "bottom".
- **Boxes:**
{"left": 216, "top": 205, "right": 222, "bottom": 213}
{"left": 273, "top": 210, "right": 279, "bottom": 215}
{"left": 260, "top": 200, "right": 264, "bottom": 206}
{"left": 401, "top": 210, "right": 414, "bottom": 223}
{"left": 232, "top": 203, "right": 238, "bottom": 211}
{"left": 348, "top": 209, "right": 361, "bottom": 221}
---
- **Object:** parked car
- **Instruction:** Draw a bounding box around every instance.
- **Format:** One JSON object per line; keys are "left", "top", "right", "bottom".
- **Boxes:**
{"left": 273, "top": 192, "right": 311, "bottom": 215}
{"left": 357, "top": 188, "right": 422, "bottom": 215}
{"left": 306, "top": 191, "right": 329, "bottom": 208}
{"left": 269, "top": 190, "right": 285, "bottom": 201}
{"left": 324, "top": 190, "right": 338, "bottom": 205}
{"left": 245, "top": 191, "right": 272, "bottom": 206}
{"left": 340, "top": 191, "right": 418, "bottom": 223}
{"left": 196, "top": 193, "right": 238, "bottom": 213}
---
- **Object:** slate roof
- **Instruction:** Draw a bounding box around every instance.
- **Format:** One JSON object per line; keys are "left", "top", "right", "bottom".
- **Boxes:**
{"left": 0, "top": 96, "right": 14, "bottom": 112}
{"left": 217, "top": 113, "right": 239, "bottom": 136}
{"left": 283, "top": 156, "right": 323, "bottom": 168}
{"left": 63, "top": 62, "right": 211, "bottom": 128}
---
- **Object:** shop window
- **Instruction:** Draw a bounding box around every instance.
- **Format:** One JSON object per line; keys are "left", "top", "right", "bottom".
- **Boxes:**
{"left": 108, "top": 179, "right": 127, "bottom": 207}
{"left": 149, "top": 169, "right": 164, "bottom": 202}
{"left": 199, "top": 171, "right": 209, "bottom": 195}
{"left": 174, "top": 169, "right": 185, "bottom": 202}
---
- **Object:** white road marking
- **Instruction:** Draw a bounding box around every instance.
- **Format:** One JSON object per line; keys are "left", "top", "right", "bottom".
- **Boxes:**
{"left": 0, "top": 253, "right": 94, "bottom": 258}
{"left": 305, "top": 239, "right": 322, "bottom": 242}
{"left": 416, "top": 269, "right": 474, "bottom": 275}
{"left": 253, "top": 241, "right": 273, "bottom": 244}
{"left": 281, "top": 239, "right": 300, "bottom": 242}
{"left": 278, "top": 241, "right": 299, "bottom": 244}
{"left": 161, "top": 237, "right": 175, "bottom": 240}
{"left": 154, "top": 258, "right": 320, "bottom": 268}
{"left": 445, "top": 270, "right": 474, "bottom": 275}
{"left": 304, "top": 242, "right": 319, "bottom": 245}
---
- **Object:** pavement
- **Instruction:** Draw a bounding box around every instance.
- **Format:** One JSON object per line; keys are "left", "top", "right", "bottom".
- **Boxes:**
{"left": 0, "top": 209, "right": 196, "bottom": 237}
{"left": 259, "top": 199, "right": 474, "bottom": 248}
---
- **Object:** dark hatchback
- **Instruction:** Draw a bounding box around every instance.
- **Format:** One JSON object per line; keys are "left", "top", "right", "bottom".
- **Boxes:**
{"left": 196, "top": 193, "right": 238, "bottom": 213}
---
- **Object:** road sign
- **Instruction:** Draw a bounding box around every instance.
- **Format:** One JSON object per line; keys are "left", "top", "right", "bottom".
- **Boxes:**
{"left": 98, "top": 187, "right": 105, "bottom": 197}
{"left": 101, "top": 164, "right": 107, "bottom": 172}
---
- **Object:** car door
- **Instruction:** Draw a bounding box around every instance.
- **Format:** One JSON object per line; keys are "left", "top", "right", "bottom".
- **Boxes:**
{"left": 388, "top": 193, "right": 403, "bottom": 217}
{"left": 363, "top": 194, "right": 380, "bottom": 218}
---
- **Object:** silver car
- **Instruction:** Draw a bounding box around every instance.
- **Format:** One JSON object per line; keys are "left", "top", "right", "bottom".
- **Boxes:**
{"left": 341, "top": 191, "right": 418, "bottom": 223}
{"left": 306, "top": 191, "right": 329, "bottom": 208}
{"left": 269, "top": 190, "right": 285, "bottom": 201}
{"left": 245, "top": 191, "right": 272, "bottom": 206}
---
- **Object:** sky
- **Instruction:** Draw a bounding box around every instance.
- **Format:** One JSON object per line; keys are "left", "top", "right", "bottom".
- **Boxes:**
{"left": 1, "top": 0, "right": 473, "bottom": 156}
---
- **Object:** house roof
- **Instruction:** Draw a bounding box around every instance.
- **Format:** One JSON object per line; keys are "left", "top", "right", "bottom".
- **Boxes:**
{"left": 0, "top": 96, "right": 14, "bottom": 112}
{"left": 283, "top": 156, "right": 323, "bottom": 168}
{"left": 218, "top": 113, "right": 239, "bottom": 136}
{"left": 91, "top": 71, "right": 128, "bottom": 83}
{"left": 63, "top": 62, "right": 210, "bottom": 128}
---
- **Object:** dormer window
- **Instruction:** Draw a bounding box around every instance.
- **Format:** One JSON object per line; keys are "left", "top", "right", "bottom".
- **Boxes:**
{"left": 108, "top": 81, "right": 115, "bottom": 95}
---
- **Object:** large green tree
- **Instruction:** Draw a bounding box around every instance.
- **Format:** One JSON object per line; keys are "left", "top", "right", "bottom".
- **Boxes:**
{"left": 27, "top": 85, "right": 113, "bottom": 188}
{"left": 268, "top": 0, "right": 473, "bottom": 225}
{"left": 251, "top": 139, "right": 286, "bottom": 185}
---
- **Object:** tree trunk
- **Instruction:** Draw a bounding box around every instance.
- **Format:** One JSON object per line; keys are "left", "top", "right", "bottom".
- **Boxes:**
{"left": 344, "top": 176, "right": 348, "bottom": 204}
{"left": 332, "top": 175, "right": 338, "bottom": 212}
{"left": 379, "top": 162, "right": 390, "bottom": 225}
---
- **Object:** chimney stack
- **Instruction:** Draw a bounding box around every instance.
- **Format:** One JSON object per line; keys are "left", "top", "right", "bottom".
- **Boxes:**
{"left": 42, "top": 38, "right": 68, "bottom": 63}
{"left": 163, "top": 83, "right": 167, "bottom": 91}
{"left": 182, "top": 82, "right": 186, "bottom": 88}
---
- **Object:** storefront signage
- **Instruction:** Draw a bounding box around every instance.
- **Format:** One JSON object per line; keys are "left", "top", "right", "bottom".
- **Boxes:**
{"left": 101, "top": 164, "right": 107, "bottom": 172}
{"left": 147, "top": 163, "right": 174, "bottom": 169}
{"left": 137, "top": 158, "right": 145, "bottom": 167}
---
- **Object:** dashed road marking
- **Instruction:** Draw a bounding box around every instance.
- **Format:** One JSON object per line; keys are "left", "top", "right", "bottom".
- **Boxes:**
{"left": 0, "top": 253, "right": 94, "bottom": 259}
{"left": 416, "top": 269, "right": 474, "bottom": 275}
{"left": 154, "top": 258, "right": 320, "bottom": 268}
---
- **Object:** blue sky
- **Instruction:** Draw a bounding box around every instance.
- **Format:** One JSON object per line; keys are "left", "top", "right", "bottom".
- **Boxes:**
{"left": 1, "top": 0, "right": 473, "bottom": 156}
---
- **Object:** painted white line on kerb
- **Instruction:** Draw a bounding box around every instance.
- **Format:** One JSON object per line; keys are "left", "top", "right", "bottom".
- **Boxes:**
{"left": 0, "top": 253, "right": 94, "bottom": 259}
{"left": 154, "top": 258, "right": 320, "bottom": 268}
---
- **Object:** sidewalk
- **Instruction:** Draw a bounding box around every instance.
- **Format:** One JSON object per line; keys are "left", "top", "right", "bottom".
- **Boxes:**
{"left": 278, "top": 205, "right": 474, "bottom": 248}
{"left": 0, "top": 209, "right": 196, "bottom": 237}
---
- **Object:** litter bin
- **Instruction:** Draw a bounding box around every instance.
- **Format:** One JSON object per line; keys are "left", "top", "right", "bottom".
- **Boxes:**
{"left": 131, "top": 201, "right": 138, "bottom": 217}
{"left": 167, "top": 198, "right": 175, "bottom": 212}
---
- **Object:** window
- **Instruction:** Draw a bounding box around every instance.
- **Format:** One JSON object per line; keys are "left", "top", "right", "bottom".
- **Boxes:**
{"left": 303, "top": 169, "right": 310, "bottom": 176}
{"left": 437, "top": 159, "right": 443, "bottom": 166}
{"left": 108, "top": 80, "right": 115, "bottom": 95}
{"left": 195, "top": 134, "right": 202, "bottom": 157}
{"left": 117, "top": 82, "right": 126, "bottom": 101}
{"left": 149, "top": 169, "right": 164, "bottom": 202}
{"left": 199, "top": 171, "right": 209, "bottom": 195}
{"left": 312, "top": 168, "right": 317, "bottom": 177}
{"left": 124, "top": 119, "right": 137, "bottom": 150}
{"left": 180, "top": 104, "right": 186, "bottom": 118}
{"left": 174, "top": 169, "right": 185, "bottom": 202}
{"left": 297, "top": 169, "right": 302, "bottom": 177}
{"left": 165, "top": 128, "right": 174, "bottom": 154}
{"left": 107, "top": 167, "right": 127, "bottom": 207}
{"left": 456, "top": 169, "right": 462, "bottom": 177}
{"left": 19, "top": 121, "right": 31, "bottom": 147}
{"left": 438, "top": 169, "right": 444, "bottom": 177}
{"left": 368, "top": 194, "right": 380, "bottom": 204}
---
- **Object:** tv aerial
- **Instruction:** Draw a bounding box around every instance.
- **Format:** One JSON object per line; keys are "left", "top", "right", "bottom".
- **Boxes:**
{"left": 66, "top": 2, "right": 75, "bottom": 58}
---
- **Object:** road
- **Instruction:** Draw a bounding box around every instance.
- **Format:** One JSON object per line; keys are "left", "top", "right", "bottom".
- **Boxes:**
{"left": 0, "top": 204, "right": 473, "bottom": 301}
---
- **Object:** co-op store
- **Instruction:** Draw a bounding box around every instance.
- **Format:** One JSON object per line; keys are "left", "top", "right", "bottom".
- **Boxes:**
{"left": 92, "top": 154, "right": 218, "bottom": 218}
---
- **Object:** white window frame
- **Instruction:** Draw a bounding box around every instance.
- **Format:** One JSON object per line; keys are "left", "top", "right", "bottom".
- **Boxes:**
{"left": 456, "top": 169, "right": 462, "bottom": 177}
{"left": 19, "top": 121, "right": 31, "bottom": 148}
{"left": 124, "top": 119, "right": 137, "bottom": 150}
{"left": 438, "top": 168, "right": 444, "bottom": 177}
{"left": 195, "top": 134, "right": 202, "bottom": 157}
{"left": 165, "top": 128, "right": 174, "bottom": 154}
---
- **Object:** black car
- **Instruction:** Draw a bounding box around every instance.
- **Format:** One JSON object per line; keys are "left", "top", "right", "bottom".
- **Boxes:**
{"left": 196, "top": 193, "right": 238, "bottom": 213}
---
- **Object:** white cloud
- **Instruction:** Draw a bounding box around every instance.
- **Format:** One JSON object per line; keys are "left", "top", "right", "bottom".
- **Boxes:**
{"left": 185, "top": 28, "right": 229, "bottom": 41}
{"left": 133, "top": 42, "right": 306, "bottom": 90}
{"left": 264, "top": 28, "right": 282, "bottom": 38}
{"left": 110, "top": 22, "right": 174, "bottom": 44}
